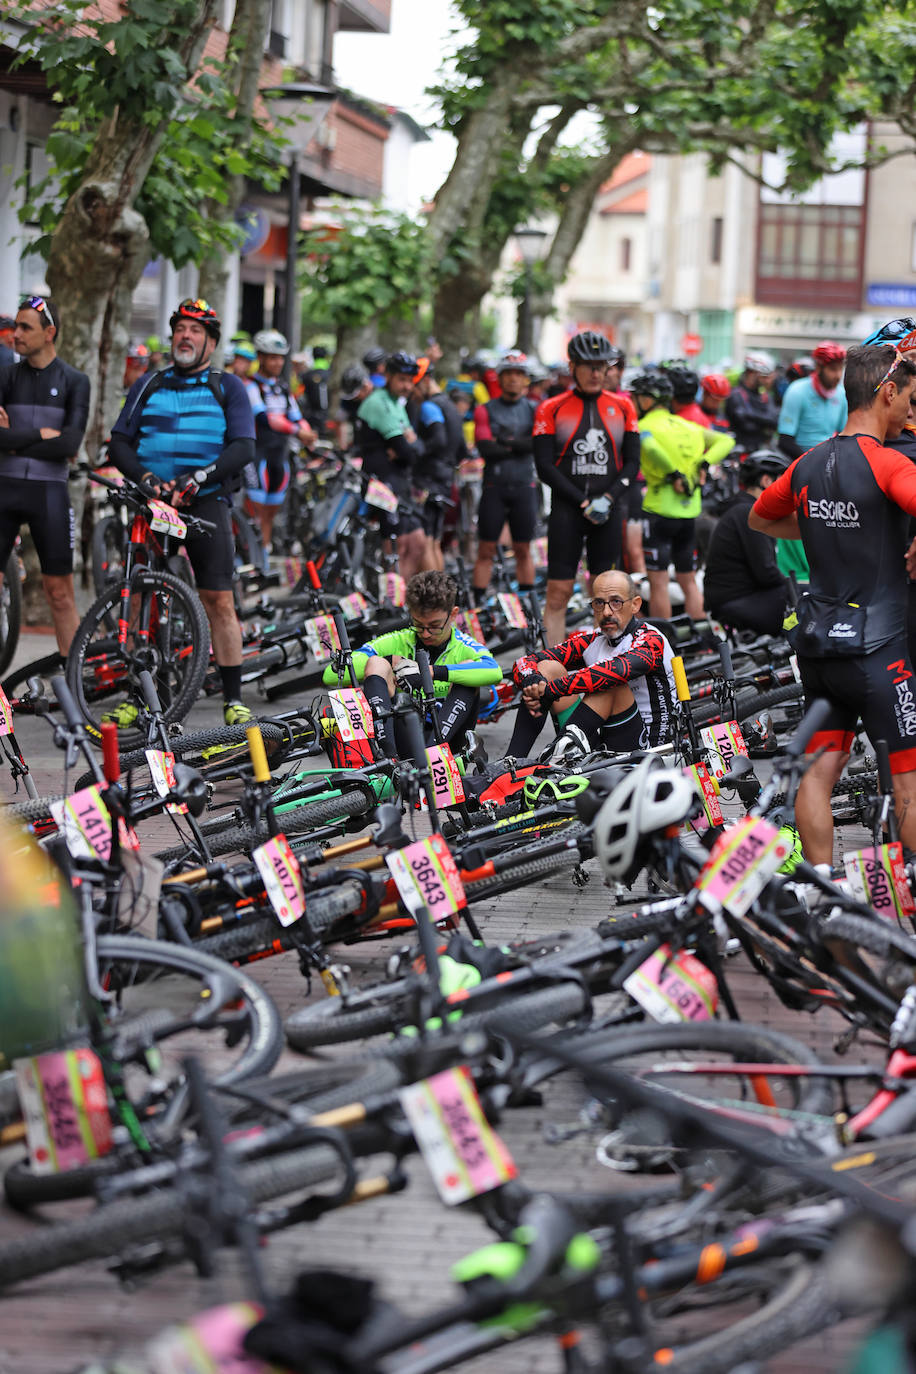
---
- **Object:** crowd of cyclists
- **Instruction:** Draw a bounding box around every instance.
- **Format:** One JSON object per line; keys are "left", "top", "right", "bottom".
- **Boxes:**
{"left": 8, "top": 290, "right": 916, "bottom": 1369}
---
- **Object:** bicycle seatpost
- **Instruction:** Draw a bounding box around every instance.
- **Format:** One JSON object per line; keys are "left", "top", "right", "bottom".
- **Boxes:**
{"left": 874, "top": 738, "right": 899, "bottom": 845}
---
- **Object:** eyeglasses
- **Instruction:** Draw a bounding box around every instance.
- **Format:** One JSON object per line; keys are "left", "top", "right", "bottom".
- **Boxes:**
{"left": 874, "top": 348, "right": 906, "bottom": 394}
{"left": 410, "top": 617, "right": 451, "bottom": 635}
{"left": 590, "top": 596, "right": 632, "bottom": 612}
{"left": 19, "top": 295, "right": 51, "bottom": 321}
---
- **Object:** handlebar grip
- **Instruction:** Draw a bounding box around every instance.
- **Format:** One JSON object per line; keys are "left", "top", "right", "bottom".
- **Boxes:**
{"left": 718, "top": 640, "right": 733, "bottom": 681}
{"left": 332, "top": 609, "right": 352, "bottom": 653}
{"left": 875, "top": 739, "right": 894, "bottom": 797}
{"left": 246, "top": 725, "right": 271, "bottom": 783}
{"left": 415, "top": 647, "right": 436, "bottom": 699}
{"left": 305, "top": 560, "right": 322, "bottom": 591}
{"left": 101, "top": 722, "right": 120, "bottom": 784}
{"left": 51, "top": 675, "right": 84, "bottom": 731}
{"left": 138, "top": 670, "right": 162, "bottom": 715}
{"left": 785, "top": 697, "right": 832, "bottom": 758}
{"left": 671, "top": 655, "right": 691, "bottom": 702}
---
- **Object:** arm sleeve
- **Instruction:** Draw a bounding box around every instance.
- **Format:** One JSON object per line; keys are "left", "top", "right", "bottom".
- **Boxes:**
{"left": 638, "top": 427, "right": 678, "bottom": 480}
{"left": 474, "top": 403, "right": 511, "bottom": 461}
{"left": 777, "top": 433, "right": 805, "bottom": 460}
{"left": 739, "top": 520, "right": 788, "bottom": 589}
{"left": 6, "top": 371, "right": 91, "bottom": 460}
{"left": 702, "top": 428, "right": 736, "bottom": 467}
{"left": 542, "top": 626, "right": 667, "bottom": 702}
{"left": 512, "top": 631, "right": 592, "bottom": 687}
{"left": 867, "top": 444, "right": 916, "bottom": 516}
{"left": 534, "top": 434, "right": 587, "bottom": 504}
{"left": 433, "top": 646, "right": 502, "bottom": 688}
{"left": 320, "top": 629, "right": 410, "bottom": 686}
{"left": 387, "top": 431, "right": 423, "bottom": 466}
{"left": 106, "top": 432, "right": 148, "bottom": 483}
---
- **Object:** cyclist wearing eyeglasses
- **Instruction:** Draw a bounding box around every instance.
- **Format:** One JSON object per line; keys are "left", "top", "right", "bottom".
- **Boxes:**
{"left": 508, "top": 568, "right": 676, "bottom": 764}
{"left": 108, "top": 298, "right": 256, "bottom": 725}
{"left": 533, "top": 331, "right": 641, "bottom": 646}
{"left": 0, "top": 296, "right": 90, "bottom": 654}
{"left": 322, "top": 570, "right": 501, "bottom": 760}
{"left": 750, "top": 344, "right": 916, "bottom": 865}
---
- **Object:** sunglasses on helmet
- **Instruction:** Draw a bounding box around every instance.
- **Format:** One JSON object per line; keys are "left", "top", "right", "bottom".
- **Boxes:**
{"left": 862, "top": 317, "right": 916, "bottom": 353}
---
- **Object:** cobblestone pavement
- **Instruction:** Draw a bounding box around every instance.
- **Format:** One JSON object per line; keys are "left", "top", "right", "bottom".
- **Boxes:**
{"left": 0, "top": 629, "right": 880, "bottom": 1373}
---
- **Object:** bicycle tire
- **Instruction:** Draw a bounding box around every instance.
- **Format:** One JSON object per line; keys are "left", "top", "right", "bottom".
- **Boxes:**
{"left": 0, "top": 551, "right": 23, "bottom": 677}
{"left": 817, "top": 910, "right": 916, "bottom": 965}
{"left": 4, "top": 793, "right": 67, "bottom": 824}
{"left": 67, "top": 571, "right": 211, "bottom": 748}
{"left": 192, "top": 880, "right": 365, "bottom": 964}
{"left": 690, "top": 681, "right": 803, "bottom": 728}
{"left": 78, "top": 720, "right": 294, "bottom": 790}
{"left": 463, "top": 848, "right": 586, "bottom": 902}
{"left": 155, "top": 788, "right": 372, "bottom": 865}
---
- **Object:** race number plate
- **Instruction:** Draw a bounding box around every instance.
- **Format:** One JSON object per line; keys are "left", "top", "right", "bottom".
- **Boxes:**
{"left": 146, "top": 1303, "right": 266, "bottom": 1374}
{"left": 379, "top": 571, "right": 407, "bottom": 607}
{"left": 253, "top": 834, "right": 307, "bottom": 927}
{"left": 328, "top": 687, "right": 375, "bottom": 741}
{"left": 458, "top": 609, "right": 486, "bottom": 643}
{"left": 496, "top": 592, "right": 527, "bottom": 629}
{"left": 145, "top": 748, "right": 188, "bottom": 815}
{"left": 303, "top": 614, "right": 342, "bottom": 660}
{"left": 338, "top": 592, "right": 369, "bottom": 621}
{"left": 624, "top": 944, "right": 718, "bottom": 1024}
{"left": 683, "top": 761, "right": 724, "bottom": 832}
{"left": 49, "top": 785, "right": 140, "bottom": 861}
{"left": 843, "top": 842, "right": 916, "bottom": 924}
{"left": 399, "top": 1066, "right": 516, "bottom": 1205}
{"left": 695, "top": 817, "right": 789, "bottom": 916}
{"left": 386, "top": 833, "right": 467, "bottom": 923}
{"left": 418, "top": 743, "right": 466, "bottom": 811}
{"left": 0, "top": 684, "right": 14, "bottom": 737}
{"left": 14, "top": 1047, "right": 113, "bottom": 1175}
{"left": 147, "top": 499, "right": 188, "bottom": 539}
{"left": 699, "top": 721, "right": 748, "bottom": 781}
{"left": 365, "top": 477, "right": 399, "bottom": 513}
{"left": 284, "top": 556, "right": 303, "bottom": 588}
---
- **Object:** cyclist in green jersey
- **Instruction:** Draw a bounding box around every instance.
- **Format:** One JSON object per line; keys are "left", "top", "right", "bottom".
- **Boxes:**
{"left": 322, "top": 570, "right": 501, "bottom": 759}
{"left": 630, "top": 368, "right": 734, "bottom": 620}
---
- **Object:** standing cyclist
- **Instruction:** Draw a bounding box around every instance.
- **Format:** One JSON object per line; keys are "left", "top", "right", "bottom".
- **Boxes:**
{"left": 725, "top": 352, "right": 781, "bottom": 452}
{"left": 471, "top": 350, "right": 538, "bottom": 602}
{"left": 533, "top": 331, "right": 640, "bottom": 645}
{"left": 243, "top": 328, "right": 314, "bottom": 564}
{"left": 108, "top": 298, "right": 256, "bottom": 725}
{"left": 0, "top": 296, "right": 89, "bottom": 655}
{"left": 777, "top": 341, "right": 847, "bottom": 459}
{"left": 356, "top": 352, "right": 427, "bottom": 579}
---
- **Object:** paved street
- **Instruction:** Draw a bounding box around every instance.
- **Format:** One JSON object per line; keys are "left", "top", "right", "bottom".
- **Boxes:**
{"left": 0, "top": 626, "right": 877, "bottom": 1374}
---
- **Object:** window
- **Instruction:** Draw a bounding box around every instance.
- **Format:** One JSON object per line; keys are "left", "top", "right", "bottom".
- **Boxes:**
{"left": 620, "top": 237, "right": 632, "bottom": 273}
{"left": 710, "top": 216, "right": 723, "bottom": 265}
{"left": 756, "top": 203, "right": 863, "bottom": 308}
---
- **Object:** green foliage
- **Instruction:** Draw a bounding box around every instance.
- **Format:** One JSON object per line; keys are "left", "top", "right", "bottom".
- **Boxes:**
{"left": 299, "top": 206, "right": 433, "bottom": 332}
{"left": 9, "top": 0, "right": 286, "bottom": 266}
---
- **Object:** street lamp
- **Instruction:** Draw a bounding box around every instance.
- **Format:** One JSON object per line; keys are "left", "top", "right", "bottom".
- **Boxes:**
{"left": 514, "top": 225, "right": 548, "bottom": 355}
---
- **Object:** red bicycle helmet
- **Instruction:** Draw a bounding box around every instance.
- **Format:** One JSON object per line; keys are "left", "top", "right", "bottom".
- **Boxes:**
{"left": 700, "top": 373, "right": 731, "bottom": 399}
{"left": 169, "top": 297, "right": 221, "bottom": 341}
{"left": 811, "top": 340, "right": 846, "bottom": 364}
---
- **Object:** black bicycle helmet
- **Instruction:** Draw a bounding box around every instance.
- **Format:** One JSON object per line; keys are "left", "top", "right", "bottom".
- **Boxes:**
{"left": 661, "top": 362, "right": 700, "bottom": 404}
{"left": 362, "top": 346, "right": 387, "bottom": 370}
{"left": 568, "top": 330, "right": 616, "bottom": 365}
{"left": 386, "top": 351, "right": 419, "bottom": 376}
{"left": 628, "top": 368, "right": 674, "bottom": 402}
{"left": 340, "top": 364, "right": 369, "bottom": 400}
{"left": 740, "top": 448, "right": 791, "bottom": 486}
{"left": 606, "top": 345, "right": 626, "bottom": 368}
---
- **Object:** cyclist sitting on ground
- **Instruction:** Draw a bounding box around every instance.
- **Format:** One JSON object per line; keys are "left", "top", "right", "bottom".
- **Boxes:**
{"left": 243, "top": 328, "right": 315, "bottom": 566}
{"left": 632, "top": 367, "right": 734, "bottom": 621}
{"left": 507, "top": 568, "right": 677, "bottom": 764}
{"left": 703, "top": 449, "right": 791, "bottom": 637}
{"left": 108, "top": 297, "right": 256, "bottom": 726}
{"left": 322, "top": 570, "right": 501, "bottom": 761}
{"left": 471, "top": 349, "right": 539, "bottom": 603}
{"left": 356, "top": 351, "right": 428, "bottom": 579}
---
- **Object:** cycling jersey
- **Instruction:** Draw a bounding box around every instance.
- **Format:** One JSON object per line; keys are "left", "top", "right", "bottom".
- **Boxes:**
{"left": 638, "top": 409, "right": 734, "bottom": 519}
{"left": 777, "top": 376, "right": 847, "bottom": 451}
{"left": 413, "top": 392, "right": 466, "bottom": 491}
{"left": 532, "top": 387, "right": 640, "bottom": 505}
{"left": 322, "top": 624, "right": 502, "bottom": 699}
{"left": 753, "top": 434, "right": 916, "bottom": 652}
{"left": 244, "top": 372, "right": 301, "bottom": 502}
{"left": 513, "top": 617, "right": 677, "bottom": 747}
{"left": 724, "top": 381, "right": 780, "bottom": 451}
{"left": 0, "top": 356, "right": 90, "bottom": 481}
{"left": 475, "top": 395, "right": 537, "bottom": 475}
{"left": 675, "top": 401, "right": 711, "bottom": 429}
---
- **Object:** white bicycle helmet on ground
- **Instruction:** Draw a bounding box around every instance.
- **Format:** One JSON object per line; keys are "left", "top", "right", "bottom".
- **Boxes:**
{"left": 592, "top": 756, "right": 696, "bottom": 880}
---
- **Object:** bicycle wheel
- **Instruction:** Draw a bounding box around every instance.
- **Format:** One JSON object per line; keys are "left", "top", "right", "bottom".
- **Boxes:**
{"left": 91, "top": 515, "right": 128, "bottom": 597}
{"left": 192, "top": 879, "right": 366, "bottom": 964}
{"left": 690, "top": 681, "right": 804, "bottom": 728}
{"left": 155, "top": 788, "right": 372, "bottom": 865}
{"left": 66, "top": 570, "right": 211, "bottom": 747}
{"left": 0, "top": 552, "right": 22, "bottom": 677}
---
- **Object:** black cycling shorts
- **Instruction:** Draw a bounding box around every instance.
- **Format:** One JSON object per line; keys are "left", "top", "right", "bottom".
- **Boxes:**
{"left": 641, "top": 513, "right": 698, "bottom": 573}
{"left": 477, "top": 479, "right": 538, "bottom": 544}
{"left": 183, "top": 493, "right": 235, "bottom": 592}
{"left": 245, "top": 451, "right": 290, "bottom": 505}
{"left": 546, "top": 498, "right": 624, "bottom": 581}
{"left": 799, "top": 639, "right": 916, "bottom": 773}
{"left": 0, "top": 477, "right": 74, "bottom": 576}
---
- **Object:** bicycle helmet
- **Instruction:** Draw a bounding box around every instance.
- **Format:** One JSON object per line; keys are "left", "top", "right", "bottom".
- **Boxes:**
{"left": 340, "top": 363, "right": 369, "bottom": 400}
{"left": 784, "top": 357, "right": 814, "bottom": 384}
{"left": 700, "top": 373, "right": 731, "bottom": 399}
{"left": 362, "top": 346, "right": 387, "bottom": 370}
{"left": 744, "top": 350, "right": 776, "bottom": 375}
{"left": 386, "top": 351, "right": 420, "bottom": 376}
{"left": 230, "top": 340, "right": 257, "bottom": 362}
{"left": 628, "top": 368, "right": 674, "bottom": 403}
{"left": 253, "top": 328, "right": 289, "bottom": 356}
{"left": 126, "top": 342, "right": 150, "bottom": 361}
{"left": 861, "top": 317, "right": 916, "bottom": 351}
{"left": 811, "top": 340, "right": 846, "bottom": 364}
{"left": 606, "top": 345, "right": 626, "bottom": 368}
{"left": 497, "top": 349, "right": 531, "bottom": 376}
{"left": 568, "top": 330, "right": 616, "bottom": 365}
{"left": 661, "top": 363, "right": 700, "bottom": 404}
{"left": 592, "top": 757, "right": 696, "bottom": 880}
{"left": 169, "top": 297, "right": 221, "bottom": 341}
{"left": 740, "top": 448, "right": 791, "bottom": 486}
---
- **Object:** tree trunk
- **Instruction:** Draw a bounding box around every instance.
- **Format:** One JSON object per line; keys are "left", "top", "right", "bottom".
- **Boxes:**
{"left": 197, "top": 0, "right": 273, "bottom": 321}
{"left": 433, "top": 245, "right": 502, "bottom": 377}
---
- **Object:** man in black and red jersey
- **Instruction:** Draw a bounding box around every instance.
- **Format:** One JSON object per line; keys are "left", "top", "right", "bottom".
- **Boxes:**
{"left": 533, "top": 331, "right": 640, "bottom": 645}
{"left": 505, "top": 567, "right": 676, "bottom": 764}
{"left": 0, "top": 296, "right": 90, "bottom": 655}
{"left": 750, "top": 343, "right": 916, "bottom": 864}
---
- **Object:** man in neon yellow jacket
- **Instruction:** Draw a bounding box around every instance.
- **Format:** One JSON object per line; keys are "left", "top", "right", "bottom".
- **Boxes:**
{"left": 323, "top": 570, "right": 501, "bottom": 758}
{"left": 630, "top": 368, "right": 734, "bottom": 620}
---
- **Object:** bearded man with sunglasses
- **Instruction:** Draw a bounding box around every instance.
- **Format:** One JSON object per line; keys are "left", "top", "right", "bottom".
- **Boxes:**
{"left": 0, "top": 296, "right": 90, "bottom": 654}
{"left": 508, "top": 568, "right": 677, "bottom": 764}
